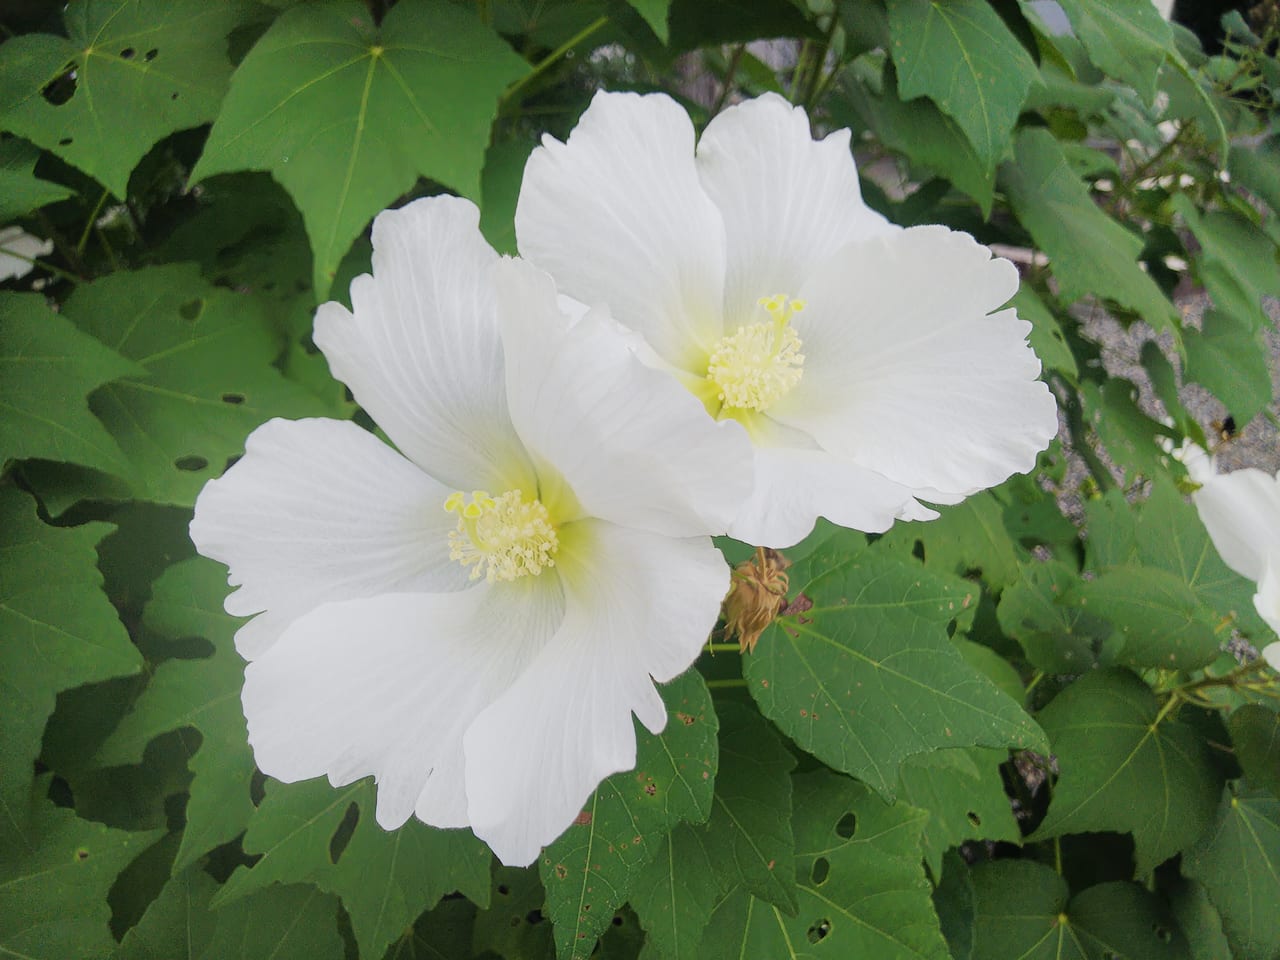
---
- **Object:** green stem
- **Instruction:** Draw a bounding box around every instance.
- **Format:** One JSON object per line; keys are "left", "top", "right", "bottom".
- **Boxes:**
{"left": 501, "top": 16, "right": 608, "bottom": 104}
{"left": 1024, "top": 670, "right": 1046, "bottom": 704}
{"left": 77, "top": 188, "right": 111, "bottom": 256}
{"left": 710, "top": 44, "right": 745, "bottom": 117}
{"left": 800, "top": 15, "right": 840, "bottom": 110}
{"left": 706, "top": 643, "right": 741, "bottom": 654}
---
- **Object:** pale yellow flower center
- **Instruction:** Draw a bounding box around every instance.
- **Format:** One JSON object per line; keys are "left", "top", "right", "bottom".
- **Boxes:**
{"left": 706, "top": 294, "right": 806, "bottom": 412}
{"left": 444, "top": 489, "right": 558, "bottom": 582}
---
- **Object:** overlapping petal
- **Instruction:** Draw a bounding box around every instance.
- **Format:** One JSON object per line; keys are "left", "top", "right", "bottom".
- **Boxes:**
{"left": 695, "top": 92, "right": 896, "bottom": 324}
{"left": 1255, "top": 553, "right": 1280, "bottom": 637}
{"left": 242, "top": 577, "right": 564, "bottom": 831}
{"left": 493, "top": 256, "right": 753, "bottom": 537}
{"left": 315, "top": 196, "right": 535, "bottom": 493}
{"left": 771, "top": 225, "right": 1058, "bottom": 499}
{"left": 516, "top": 91, "right": 728, "bottom": 369}
{"left": 463, "top": 519, "right": 727, "bottom": 866}
{"left": 190, "top": 417, "right": 467, "bottom": 658}
{"left": 1192, "top": 466, "right": 1280, "bottom": 582}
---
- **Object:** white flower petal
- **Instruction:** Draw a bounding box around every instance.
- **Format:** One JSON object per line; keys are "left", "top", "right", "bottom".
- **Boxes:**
{"left": 0, "top": 225, "right": 53, "bottom": 281}
{"left": 243, "top": 577, "right": 564, "bottom": 830}
{"left": 462, "top": 519, "right": 728, "bottom": 866}
{"left": 314, "top": 196, "right": 534, "bottom": 492}
{"left": 769, "top": 226, "right": 1057, "bottom": 499}
{"left": 190, "top": 418, "right": 467, "bottom": 658}
{"left": 1192, "top": 467, "right": 1280, "bottom": 582}
{"left": 516, "top": 91, "right": 728, "bottom": 370}
{"left": 1254, "top": 553, "right": 1280, "bottom": 638}
{"left": 1262, "top": 642, "right": 1280, "bottom": 672}
{"left": 696, "top": 93, "right": 896, "bottom": 324}
{"left": 494, "top": 257, "right": 753, "bottom": 537}
{"left": 728, "top": 443, "right": 935, "bottom": 548}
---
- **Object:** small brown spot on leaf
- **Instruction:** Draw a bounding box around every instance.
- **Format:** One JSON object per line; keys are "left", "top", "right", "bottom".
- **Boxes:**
{"left": 554, "top": 863, "right": 568, "bottom": 880}
{"left": 676, "top": 712, "right": 695, "bottom": 726}
{"left": 573, "top": 810, "right": 592, "bottom": 826}
{"left": 644, "top": 783, "right": 657, "bottom": 797}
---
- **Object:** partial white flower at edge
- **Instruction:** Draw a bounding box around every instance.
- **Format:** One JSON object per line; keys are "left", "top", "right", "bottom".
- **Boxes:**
{"left": 0, "top": 225, "right": 53, "bottom": 281}
{"left": 1189, "top": 456, "right": 1280, "bottom": 670}
{"left": 189, "top": 196, "right": 754, "bottom": 867}
{"left": 516, "top": 91, "right": 1060, "bottom": 548}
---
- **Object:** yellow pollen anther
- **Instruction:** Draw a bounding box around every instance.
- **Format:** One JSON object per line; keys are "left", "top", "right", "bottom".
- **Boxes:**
{"left": 706, "top": 294, "right": 806, "bottom": 412}
{"left": 444, "top": 489, "right": 558, "bottom": 582}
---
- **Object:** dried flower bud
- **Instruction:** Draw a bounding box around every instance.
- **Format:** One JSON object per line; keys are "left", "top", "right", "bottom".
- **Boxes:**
{"left": 722, "top": 546, "right": 791, "bottom": 653}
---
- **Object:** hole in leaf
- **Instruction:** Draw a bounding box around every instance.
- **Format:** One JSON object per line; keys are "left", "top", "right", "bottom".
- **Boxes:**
{"left": 328, "top": 801, "right": 359, "bottom": 863}
{"left": 496, "top": 884, "right": 510, "bottom": 896}
{"left": 525, "top": 910, "right": 544, "bottom": 925}
{"left": 221, "top": 393, "right": 245, "bottom": 405}
{"left": 174, "top": 455, "right": 208, "bottom": 472}
{"left": 41, "top": 63, "right": 78, "bottom": 105}
{"left": 1153, "top": 925, "right": 1172, "bottom": 943}
{"left": 169, "top": 91, "right": 179, "bottom": 100}
{"left": 144, "top": 48, "right": 158, "bottom": 61}
{"left": 811, "top": 857, "right": 830, "bottom": 885}
{"left": 806, "top": 919, "right": 831, "bottom": 944}
{"left": 835, "top": 813, "right": 857, "bottom": 839}
{"left": 179, "top": 298, "right": 204, "bottom": 321}
{"left": 966, "top": 811, "right": 982, "bottom": 828}
{"left": 119, "top": 47, "right": 136, "bottom": 59}
{"left": 59, "top": 137, "right": 73, "bottom": 146}
{"left": 612, "top": 915, "right": 624, "bottom": 927}
{"left": 75, "top": 848, "right": 90, "bottom": 861}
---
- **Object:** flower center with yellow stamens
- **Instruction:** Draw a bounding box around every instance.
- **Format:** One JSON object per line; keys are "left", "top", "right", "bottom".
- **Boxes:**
{"left": 444, "top": 489, "right": 558, "bottom": 582}
{"left": 706, "top": 294, "right": 806, "bottom": 412}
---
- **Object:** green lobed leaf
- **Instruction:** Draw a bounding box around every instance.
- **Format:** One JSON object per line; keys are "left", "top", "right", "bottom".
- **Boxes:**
{"left": 897, "top": 748, "right": 1021, "bottom": 879}
{"left": 1030, "top": 669, "right": 1223, "bottom": 874}
{"left": 191, "top": 0, "right": 529, "bottom": 298}
{"left": 540, "top": 670, "right": 718, "bottom": 960}
{"left": 1001, "top": 127, "right": 1178, "bottom": 334}
{"left": 703, "top": 771, "right": 950, "bottom": 960}
{"left": 1228, "top": 706, "right": 1280, "bottom": 797}
{"left": 0, "top": 138, "right": 73, "bottom": 220}
{"left": 1173, "top": 193, "right": 1280, "bottom": 334}
{"left": 200, "top": 881, "right": 346, "bottom": 960}
{"left": 745, "top": 534, "right": 1046, "bottom": 799}
{"left": 0, "top": 0, "right": 244, "bottom": 197}
{"left": 0, "top": 487, "right": 142, "bottom": 852}
{"left": 60, "top": 263, "right": 327, "bottom": 507}
{"left": 117, "top": 865, "right": 221, "bottom": 960}
{"left": 1012, "top": 287, "right": 1079, "bottom": 384}
{"left": 1183, "top": 785, "right": 1280, "bottom": 960}
{"left": 219, "top": 777, "right": 491, "bottom": 960}
{"left": 968, "top": 859, "right": 1190, "bottom": 959}
{"left": 886, "top": 0, "right": 1037, "bottom": 173}
{"left": 1134, "top": 476, "right": 1268, "bottom": 638}
{"left": 473, "top": 866, "right": 555, "bottom": 960}
{"left": 700, "top": 703, "right": 798, "bottom": 912}
{"left": 0, "top": 799, "right": 162, "bottom": 959}
{"left": 625, "top": 0, "right": 672, "bottom": 42}
{"left": 629, "top": 824, "right": 720, "bottom": 960}
{"left": 1167, "top": 877, "right": 1236, "bottom": 960}
{"left": 1080, "top": 377, "right": 1173, "bottom": 482}
{"left": 388, "top": 897, "right": 480, "bottom": 960}
{"left": 1045, "top": 0, "right": 1175, "bottom": 103}
{"left": 0, "top": 292, "right": 138, "bottom": 477}
{"left": 1185, "top": 310, "right": 1273, "bottom": 426}
{"left": 96, "top": 556, "right": 254, "bottom": 873}
{"left": 1229, "top": 136, "right": 1280, "bottom": 216}
{"left": 1077, "top": 565, "right": 1220, "bottom": 670}
{"left": 837, "top": 65, "right": 995, "bottom": 214}
{"left": 997, "top": 560, "right": 1106, "bottom": 674}
{"left": 879, "top": 491, "right": 1021, "bottom": 592}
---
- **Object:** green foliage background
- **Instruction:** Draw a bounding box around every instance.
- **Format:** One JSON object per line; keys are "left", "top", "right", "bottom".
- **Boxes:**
{"left": 2, "top": 0, "right": 1279, "bottom": 957}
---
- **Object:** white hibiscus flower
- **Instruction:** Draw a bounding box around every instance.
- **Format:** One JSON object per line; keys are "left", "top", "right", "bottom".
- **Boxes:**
{"left": 0, "top": 225, "right": 52, "bottom": 281}
{"left": 189, "top": 196, "right": 753, "bottom": 866}
{"left": 516, "top": 91, "right": 1059, "bottom": 548}
{"left": 1191, "top": 460, "right": 1280, "bottom": 668}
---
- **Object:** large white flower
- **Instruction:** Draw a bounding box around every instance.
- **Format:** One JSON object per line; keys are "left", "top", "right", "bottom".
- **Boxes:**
{"left": 189, "top": 196, "right": 753, "bottom": 866}
{"left": 517, "top": 91, "right": 1059, "bottom": 547}
{"left": 1191, "top": 461, "right": 1280, "bottom": 668}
